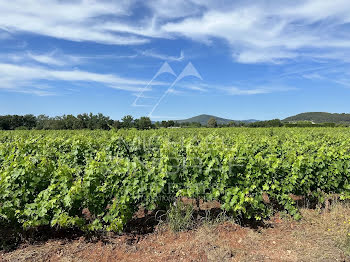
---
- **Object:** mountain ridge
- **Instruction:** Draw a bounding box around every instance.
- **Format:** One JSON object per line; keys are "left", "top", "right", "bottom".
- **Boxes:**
{"left": 283, "top": 112, "right": 350, "bottom": 123}
{"left": 175, "top": 114, "right": 258, "bottom": 125}
{"left": 172, "top": 112, "right": 350, "bottom": 125}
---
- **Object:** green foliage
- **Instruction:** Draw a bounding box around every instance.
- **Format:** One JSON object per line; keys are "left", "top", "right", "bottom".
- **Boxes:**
{"left": 1, "top": 128, "right": 350, "bottom": 233}
{"left": 0, "top": 113, "right": 156, "bottom": 131}
{"left": 207, "top": 117, "right": 218, "bottom": 128}
{"left": 0, "top": 114, "right": 37, "bottom": 130}
{"left": 247, "top": 119, "right": 283, "bottom": 127}
{"left": 121, "top": 115, "right": 134, "bottom": 129}
{"left": 135, "top": 117, "right": 152, "bottom": 130}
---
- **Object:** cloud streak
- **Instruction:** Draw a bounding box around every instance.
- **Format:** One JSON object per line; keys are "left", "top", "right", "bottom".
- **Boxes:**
{"left": 160, "top": 0, "right": 350, "bottom": 63}
{"left": 139, "top": 49, "right": 185, "bottom": 61}
{"left": 0, "top": 62, "right": 166, "bottom": 96}
{"left": 2, "top": 0, "right": 350, "bottom": 64}
{"left": 220, "top": 86, "right": 297, "bottom": 96}
{"left": 0, "top": 0, "right": 148, "bottom": 45}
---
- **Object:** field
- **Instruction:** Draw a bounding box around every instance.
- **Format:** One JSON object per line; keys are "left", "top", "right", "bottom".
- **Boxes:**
{"left": 2, "top": 127, "right": 350, "bottom": 261}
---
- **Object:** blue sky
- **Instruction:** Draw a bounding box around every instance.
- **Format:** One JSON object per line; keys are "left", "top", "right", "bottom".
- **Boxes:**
{"left": 1, "top": 0, "right": 350, "bottom": 121}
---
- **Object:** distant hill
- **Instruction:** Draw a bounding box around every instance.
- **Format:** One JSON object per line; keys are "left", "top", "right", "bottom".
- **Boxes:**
{"left": 176, "top": 114, "right": 258, "bottom": 125}
{"left": 284, "top": 112, "right": 350, "bottom": 123}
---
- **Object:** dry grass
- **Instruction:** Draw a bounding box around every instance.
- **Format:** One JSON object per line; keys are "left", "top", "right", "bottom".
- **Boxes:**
{"left": 236, "top": 202, "right": 350, "bottom": 261}
{"left": 297, "top": 201, "right": 350, "bottom": 259}
{"left": 2, "top": 202, "right": 350, "bottom": 261}
{"left": 194, "top": 222, "right": 238, "bottom": 262}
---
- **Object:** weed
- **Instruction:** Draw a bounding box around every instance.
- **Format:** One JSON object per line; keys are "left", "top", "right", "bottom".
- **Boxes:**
{"left": 166, "top": 201, "right": 194, "bottom": 232}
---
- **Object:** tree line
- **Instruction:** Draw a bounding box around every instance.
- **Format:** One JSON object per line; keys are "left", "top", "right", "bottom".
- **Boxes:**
{"left": 0, "top": 113, "right": 202, "bottom": 130}
{"left": 0, "top": 113, "right": 148, "bottom": 130}
{"left": 0, "top": 114, "right": 346, "bottom": 131}
{"left": 208, "top": 118, "right": 342, "bottom": 128}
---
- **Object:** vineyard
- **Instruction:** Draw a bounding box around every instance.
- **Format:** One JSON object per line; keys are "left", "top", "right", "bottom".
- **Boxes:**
{"left": 1, "top": 128, "right": 350, "bottom": 233}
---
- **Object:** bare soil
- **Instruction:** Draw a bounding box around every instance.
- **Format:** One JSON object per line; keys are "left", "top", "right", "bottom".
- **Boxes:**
{"left": 2, "top": 203, "right": 350, "bottom": 262}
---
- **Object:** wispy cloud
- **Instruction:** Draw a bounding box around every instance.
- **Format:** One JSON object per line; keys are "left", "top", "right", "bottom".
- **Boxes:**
{"left": 139, "top": 49, "right": 185, "bottom": 61}
{"left": 234, "top": 50, "right": 298, "bottom": 64}
{"left": 0, "top": 0, "right": 148, "bottom": 45}
{"left": 11, "top": 88, "right": 57, "bottom": 97}
{"left": 163, "top": 81, "right": 296, "bottom": 96}
{"left": 1, "top": 49, "right": 139, "bottom": 67}
{"left": 220, "top": 86, "right": 297, "bottom": 95}
{"left": 26, "top": 51, "right": 82, "bottom": 66}
{"left": 175, "top": 81, "right": 296, "bottom": 96}
{"left": 300, "top": 66, "right": 350, "bottom": 88}
{"left": 76, "top": 54, "right": 138, "bottom": 60}
{"left": 0, "top": 50, "right": 82, "bottom": 67}
{"left": 2, "top": 0, "right": 350, "bottom": 64}
{"left": 180, "top": 84, "right": 207, "bottom": 92}
{"left": 160, "top": 0, "right": 350, "bottom": 63}
{"left": 302, "top": 73, "right": 324, "bottom": 80}
{"left": 0, "top": 62, "right": 166, "bottom": 95}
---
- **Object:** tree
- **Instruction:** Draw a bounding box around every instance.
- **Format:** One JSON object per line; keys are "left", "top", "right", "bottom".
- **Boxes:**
{"left": 94, "top": 113, "right": 112, "bottom": 130}
{"left": 136, "top": 117, "right": 152, "bottom": 130}
{"left": 122, "top": 115, "right": 134, "bottom": 129}
{"left": 63, "top": 114, "right": 76, "bottom": 130}
{"left": 113, "top": 120, "right": 122, "bottom": 129}
{"left": 23, "top": 114, "right": 37, "bottom": 129}
{"left": 167, "top": 120, "right": 175, "bottom": 127}
{"left": 161, "top": 120, "right": 168, "bottom": 128}
{"left": 207, "top": 117, "right": 217, "bottom": 128}
{"left": 0, "top": 116, "right": 10, "bottom": 130}
{"left": 248, "top": 119, "right": 282, "bottom": 128}
{"left": 36, "top": 115, "right": 49, "bottom": 130}
{"left": 227, "top": 121, "right": 238, "bottom": 127}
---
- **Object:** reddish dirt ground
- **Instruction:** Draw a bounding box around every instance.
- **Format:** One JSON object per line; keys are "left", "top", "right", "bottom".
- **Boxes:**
{"left": 2, "top": 204, "right": 350, "bottom": 262}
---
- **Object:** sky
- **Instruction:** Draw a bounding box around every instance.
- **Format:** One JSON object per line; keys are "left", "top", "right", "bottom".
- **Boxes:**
{"left": 1, "top": 0, "right": 350, "bottom": 121}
